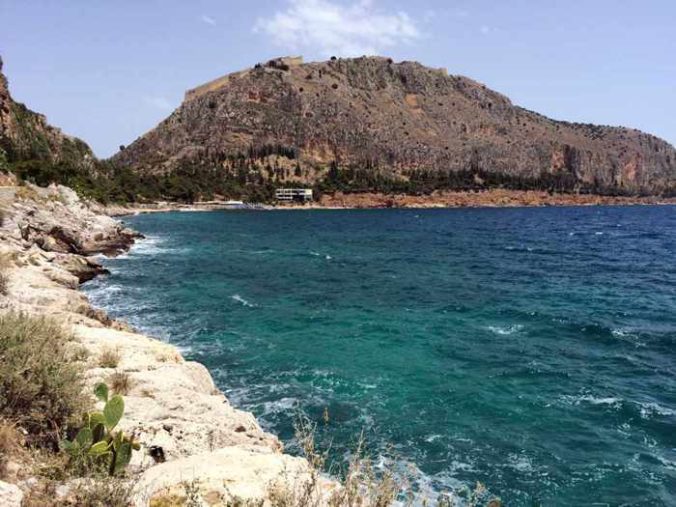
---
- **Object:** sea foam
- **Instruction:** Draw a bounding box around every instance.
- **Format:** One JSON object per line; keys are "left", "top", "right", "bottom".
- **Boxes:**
{"left": 231, "top": 294, "right": 256, "bottom": 307}
{"left": 487, "top": 324, "right": 524, "bottom": 335}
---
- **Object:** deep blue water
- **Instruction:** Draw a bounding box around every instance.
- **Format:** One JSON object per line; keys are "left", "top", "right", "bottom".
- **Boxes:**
{"left": 84, "top": 206, "right": 676, "bottom": 505}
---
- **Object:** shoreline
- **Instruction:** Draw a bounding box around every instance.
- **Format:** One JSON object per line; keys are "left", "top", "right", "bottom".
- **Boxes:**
{"left": 99, "top": 189, "right": 676, "bottom": 217}
{"left": 0, "top": 184, "right": 337, "bottom": 505}
{"left": 3, "top": 184, "right": 671, "bottom": 505}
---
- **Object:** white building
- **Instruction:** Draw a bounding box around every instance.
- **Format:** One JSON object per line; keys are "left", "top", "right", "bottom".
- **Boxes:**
{"left": 274, "top": 188, "right": 313, "bottom": 202}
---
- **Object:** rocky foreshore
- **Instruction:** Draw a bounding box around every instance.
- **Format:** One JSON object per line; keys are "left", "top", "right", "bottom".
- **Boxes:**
{"left": 0, "top": 184, "right": 336, "bottom": 506}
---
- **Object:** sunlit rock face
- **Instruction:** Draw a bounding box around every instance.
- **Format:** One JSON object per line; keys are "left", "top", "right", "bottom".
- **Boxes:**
{"left": 114, "top": 56, "right": 675, "bottom": 195}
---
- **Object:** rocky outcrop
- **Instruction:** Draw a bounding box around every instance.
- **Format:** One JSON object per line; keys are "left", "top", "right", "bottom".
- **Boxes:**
{"left": 114, "top": 56, "right": 676, "bottom": 196}
{"left": 23, "top": 186, "right": 136, "bottom": 251}
{"left": 133, "top": 446, "right": 334, "bottom": 506}
{"left": 0, "top": 184, "right": 339, "bottom": 505}
{"left": 0, "top": 184, "right": 137, "bottom": 319}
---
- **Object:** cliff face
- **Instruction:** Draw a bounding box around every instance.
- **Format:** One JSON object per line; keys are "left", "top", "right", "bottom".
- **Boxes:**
{"left": 0, "top": 56, "right": 94, "bottom": 171}
{"left": 114, "top": 56, "right": 676, "bottom": 196}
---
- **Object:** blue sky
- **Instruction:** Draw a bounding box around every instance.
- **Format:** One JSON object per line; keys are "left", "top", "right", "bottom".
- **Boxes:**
{"left": 1, "top": 0, "right": 674, "bottom": 157}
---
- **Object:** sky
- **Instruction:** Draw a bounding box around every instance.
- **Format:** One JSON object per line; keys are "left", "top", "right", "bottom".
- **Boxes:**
{"left": 1, "top": 0, "right": 675, "bottom": 157}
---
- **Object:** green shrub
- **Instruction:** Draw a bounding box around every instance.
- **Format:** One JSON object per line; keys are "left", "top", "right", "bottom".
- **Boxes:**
{"left": 0, "top": 313, "right": 85, "bottom": 446}
{"left": 62, "top": 382, "right": 139, "bottom": 476}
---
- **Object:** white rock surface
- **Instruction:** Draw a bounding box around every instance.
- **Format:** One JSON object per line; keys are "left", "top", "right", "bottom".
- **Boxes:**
{"left": 0, "top": 480, "right": 23, "bottom": 507}
{"left": 76, "top": 324, "right": 282, "bottom": 470}
{"left": 133, "top": 445, "right": 335, "bottom": 506}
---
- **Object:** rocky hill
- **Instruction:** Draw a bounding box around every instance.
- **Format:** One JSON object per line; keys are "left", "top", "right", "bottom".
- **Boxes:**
{"left": 0, "top": 55, "right": 153, "bottom": 203}
{"left": 0, "top": 56, "right": 95, "bottom": 174}
{"left": 114, "top": 56, "right": 676, "bottom": 197}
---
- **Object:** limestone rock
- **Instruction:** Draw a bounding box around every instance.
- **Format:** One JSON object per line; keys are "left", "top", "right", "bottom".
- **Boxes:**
{"left": 133, "top": 446, "right": 336, "bottom": 507}
{"left": 76, "top": 325, "right": 282, "bottom": 470}
{"left": 0, "top": 480, "right": 23, "bottom": 507}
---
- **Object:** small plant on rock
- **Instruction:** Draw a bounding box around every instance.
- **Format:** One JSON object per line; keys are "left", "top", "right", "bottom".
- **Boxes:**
{"left": 70, "top": 476, "right": 134, "bottom": 507}
{"left": 61, "top": 382, "right": 139, "bottom": 476}
{"left": 0, "top": 253, "right": 12, "bottom": 296}
{"left": 98, "top": 347, "right": 121, "bottom": 368}
{"left": 108, "top": 371, "right": 133, "bottom": 395}
{"left": 0, "top": 269, "right": 8, "bottom": 296}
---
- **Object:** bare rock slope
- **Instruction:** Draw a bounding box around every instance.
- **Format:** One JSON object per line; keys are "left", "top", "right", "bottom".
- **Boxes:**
{"left": 114, "top": 56, "right": 676, "bottom": 195}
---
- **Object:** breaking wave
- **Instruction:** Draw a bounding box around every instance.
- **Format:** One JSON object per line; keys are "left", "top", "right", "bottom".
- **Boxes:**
{"left": 231, "top": 294, "right": 257, "bottom": 307}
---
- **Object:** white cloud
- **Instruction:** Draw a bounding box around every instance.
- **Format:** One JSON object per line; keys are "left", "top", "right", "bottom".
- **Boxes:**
{"left": 254, "top": 0, "right": 421, "bottom": 57}
{"left": 144, "top": 96, "right": 172, "bottom": 110}
{"left": 201, "top": 14, "right": 216, "bottom": 26}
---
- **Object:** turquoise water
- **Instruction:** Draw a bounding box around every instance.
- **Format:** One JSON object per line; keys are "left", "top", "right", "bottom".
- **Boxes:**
{"left": 84, "top": 206, "right": 676, "bottom": 505}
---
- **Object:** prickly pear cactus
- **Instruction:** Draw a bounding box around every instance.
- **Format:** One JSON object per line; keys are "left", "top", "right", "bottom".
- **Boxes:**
{"left": 61, "top": 382, "right": 139, "bottom": 476}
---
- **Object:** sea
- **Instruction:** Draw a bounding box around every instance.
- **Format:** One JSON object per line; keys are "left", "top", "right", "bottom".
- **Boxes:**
{"left": 83, "top": 205, "right": 676, "bottom": 506}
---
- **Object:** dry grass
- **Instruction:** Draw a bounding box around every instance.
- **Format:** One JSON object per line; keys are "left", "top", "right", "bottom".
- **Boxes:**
{"left": 108, "top": 371, "right": 134, "bottom": 395}
{"left": 98, "top": 347, "right": 121, "bottom": 368}
{"left": 22, "top": 481, "right": 60, "bottom": 507}
{"left": 268, "top": 414, "right": 502, "bottom": 507}
{"left": 0, "top": 269, "right": 8, "bottom": 296}
{"left": 261, "top": 415, "right": 399, "bottom": 507}
{"left": 69, "top": 478, "right": 135, "bottom": 507}
{"left": 0, "top": 419, "right": 23, "bottom": 479}
{"left": 140, "top": 388, "right": 155, "bottom": 399}
{"left": 70, "top": 344, "right": 90, "bottom": 362}
{"left": 25, "top": 477, "right": 134, "bottom": 507}
{"left": 155, "top": 348, "right": 179, "bottom": 363}
{"left": 149, "top": 493, "right": 185, "bottom": 507}
{"left": 15, "top": 185, "right": 39, "bottom": 201}
{"left": 0, "top": 253, "right": 12, "bottom": 296}
{"left": 149, "top": 480, "right": 207, "bottom": 507}
{"left": 0, "top": 313, "right": 86, "bottom": 447}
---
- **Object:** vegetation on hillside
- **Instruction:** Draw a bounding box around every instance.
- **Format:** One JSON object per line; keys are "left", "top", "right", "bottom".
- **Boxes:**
{"left": 6, "top": 153, "right": 676, "bottom": 205}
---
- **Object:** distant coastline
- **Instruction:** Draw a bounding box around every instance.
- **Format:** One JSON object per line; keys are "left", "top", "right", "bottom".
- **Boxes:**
{"left": 102, "top": 189, "right": 676, "bottom": 217}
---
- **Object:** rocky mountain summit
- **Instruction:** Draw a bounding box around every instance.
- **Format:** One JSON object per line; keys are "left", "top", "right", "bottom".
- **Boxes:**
{"left": 114, "top": 56, "right": 676, "bottom": 196}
